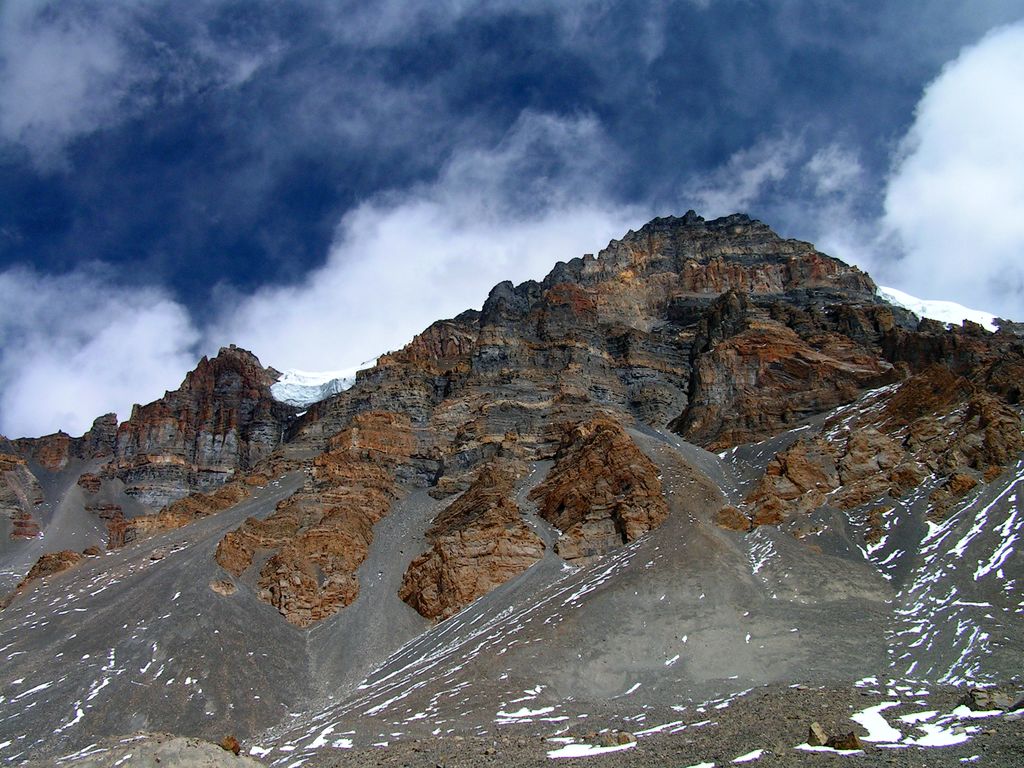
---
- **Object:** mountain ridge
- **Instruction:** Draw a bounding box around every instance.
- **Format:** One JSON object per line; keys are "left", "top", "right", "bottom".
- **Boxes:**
{"left": 1, "top": 211, "right": 1022, "bottom": 766}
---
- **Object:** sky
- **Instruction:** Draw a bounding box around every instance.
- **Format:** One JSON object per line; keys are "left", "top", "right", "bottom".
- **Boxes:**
{"left": 1, "top": 1, "right": 1023, "bottom": 438}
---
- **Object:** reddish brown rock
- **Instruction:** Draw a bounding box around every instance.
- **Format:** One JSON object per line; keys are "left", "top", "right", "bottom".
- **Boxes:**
{"left": 827, "top": 732, "right": 863, "bottom": 751}
{"left": 86, "top": 504, "right": 127, "bottom": 549}
{"left": 399, "top": 460, "right": 545, "bottom": 621}
{"left": 678, "top": 307, "right": 897, "bottom": 448}
{"left": 1, "top": 452, "right": 44, "bottom": 539}
{"left": 108, "top": 346, "right": 295, "bottom": 509}
{"left": 715, "top": 505, "right": 752, "bottom": 532}
{"left": 27, "top": 431, "right": 73, "bottom": 471}
{"left": 11, "top": 413, "right": 119, "bottom": 471}
{"left": 77, "top": 473, "right": 102, "bottom": 494}
{"left": 117, "top": 483, "right": 251, "bottom": 547}
{"left": 209, "top": 578, "right": 237, "bottom": 596}
{"left": 1, "top": 550, "right": 84, "bottom": 609}
{"left": 216, "top": 411, "right": 411, "bottom": 627}
{"left": 834, "top": 427, "right": 924, "bottom": 508}
{"left": 219, "top": 735, "right": 241, "bottom": 755}
{"left": 10, "top": 510, "right": 41, "bottom": 539}
{"left": 528, "top": 418, "right": 668, "bottom": 563}
{"left": 928, "top": 473, "right": 980, "bottom": 522}
{"left": 864, "top": 505, "right": 893, "bottom": 545}
{"left": 745, "top": 438, "right": 839, "bottom": 524}
{"left": 744, "top": 359, "right": 1024, "bottom": 526}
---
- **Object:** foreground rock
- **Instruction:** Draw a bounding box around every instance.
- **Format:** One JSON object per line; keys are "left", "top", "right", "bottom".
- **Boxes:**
{"left": 33, "top": 732, "right": 265, "bottom": 767}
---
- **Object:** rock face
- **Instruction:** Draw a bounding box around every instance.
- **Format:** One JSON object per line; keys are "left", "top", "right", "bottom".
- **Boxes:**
{"left": 108, "top": 346, "right": 295, "bottom": 508}
{"left": 215, "top": 411, "right": 410, "bottom": 626}
{"left": 255, "top": 212, "right": 1021, "bottom": 624}
{"left": 744, "top": 362, "right": 1024, "bottom": 527}
{"left": 399, "top": 459, "right": 545, "bottom": 620}
{"left": 113, "top": 482, "right": 253, "bottom": 549}
{"left": 8, "top": 211, "right": 1024, "bottom": 636}
{"left": 674, "top": 291, "right": 898, "bottom": 448}
{"left": 11, "top": 413, "right": 118, "bottom": 471}
{"left": 528, "top": 418, "right": 668, "bottom": 562}
{"left": 0, "top": 452, "right": 44, "bottom": 539}
{"left": 290, "top": 212, "right": 884, "bottom": 473}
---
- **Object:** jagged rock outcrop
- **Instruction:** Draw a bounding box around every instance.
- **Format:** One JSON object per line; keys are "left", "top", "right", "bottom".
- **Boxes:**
{"left": 10, "top": 212, "right": 1023, "bottom": 632}
{"left": 744, "top": 362, "right": 1024, "bottom": 527}
{"left": 0, "top": 550, "right": 83, "bottom": 609}
{"left": 675, "top": 291, "right": 899, "bottom": 448}
{"left": 108, "top": 346, "right": 296, "bottom": 508}
{"left": 216, "top": 411, "right": 410, "bottom": 626}
{"left": 399, "top": 459, "right": 545, "bottom": 620}
{"left": 11, "top": 413, "right": 118, "bottom": 471}
{"left": 0, "top": 452, "right": 44, "bottom": 538}
{"left": 288, "top": 213, "right": 888, "bottom": 472}
{"left": 111, "top": 482, "right": 253, "bottom": 549}
{"left": 528, "top": 418, "right": 668, "bottom": 562}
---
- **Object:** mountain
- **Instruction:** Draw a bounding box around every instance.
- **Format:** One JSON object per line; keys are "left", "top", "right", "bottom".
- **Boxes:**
{"left": 1, "top": 212, "right": 1022, "bottom": 767}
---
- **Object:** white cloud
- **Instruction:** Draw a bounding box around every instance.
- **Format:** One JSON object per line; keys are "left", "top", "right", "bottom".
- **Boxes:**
{"left": 882, "top": 21, "right": 1024, "bottom": 320}
{"left": 804, "top": 144, "right": 864, "bottom": 197}
{"left": 0, "top": 2, "right": 145, "bottom": 167}
{"left": 682, "top": 135, "right": 802, "bottom": 219}
{"left": 0, "top": 110, "right": 641, "bottom": 438}
{"left": 0, "top": 268, "right": 199, "bottom": 438}
{"left": 208, "top": 111, "right": 645, "bottom": 371}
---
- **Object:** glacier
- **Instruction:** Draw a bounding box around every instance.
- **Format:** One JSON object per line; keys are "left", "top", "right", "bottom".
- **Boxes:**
{"left": 270, "top": 360, "right": 377, "bottom": 407}
{"left": 878, "top": 286, "right": 998, "bottom": 332}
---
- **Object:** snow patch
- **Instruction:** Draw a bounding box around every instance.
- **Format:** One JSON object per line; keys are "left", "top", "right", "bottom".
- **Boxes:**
{"left": 851, "top": 701, "right": 902, "bottom": 742}
{"left": 271, "top": 362, "right": 376, "bottom": 407}
{"left": 732, "top": 749, "right": 764, "bottom": 763}
{"left": 877, "top": 286, "right": 997, "bottom": 332}
{"left": 547, "top": 742, "right": 637, "bottom": 759}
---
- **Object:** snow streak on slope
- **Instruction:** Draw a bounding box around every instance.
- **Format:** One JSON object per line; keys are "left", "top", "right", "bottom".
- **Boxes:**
{"left": 887, "top": 460, "right": 1024, "bottom": 685}
{"left": 878, "top": 286, "right": 998, "bottom": 332}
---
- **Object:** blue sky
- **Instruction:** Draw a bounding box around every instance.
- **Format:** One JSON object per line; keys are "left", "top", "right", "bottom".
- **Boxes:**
{"left": 1, "top": 1, "right": 1023, "bottom": 437}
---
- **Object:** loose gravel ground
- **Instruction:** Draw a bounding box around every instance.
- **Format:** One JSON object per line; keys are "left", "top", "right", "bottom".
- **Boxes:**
{"left": 288, "top": 684, "right": 1022, "bottom": 768}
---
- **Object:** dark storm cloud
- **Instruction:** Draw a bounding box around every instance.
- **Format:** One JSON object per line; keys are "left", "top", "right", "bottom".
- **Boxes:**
{"left": 1, "top": 0, "right": 1022, "bottom": 436}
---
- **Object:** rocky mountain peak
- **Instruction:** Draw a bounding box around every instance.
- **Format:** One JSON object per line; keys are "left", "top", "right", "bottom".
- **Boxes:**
{"left": 3, "top": 213, "right": 1023, "bottom": 766}
{"left": 109, "top": 345, "right": 296, "bottom": 508}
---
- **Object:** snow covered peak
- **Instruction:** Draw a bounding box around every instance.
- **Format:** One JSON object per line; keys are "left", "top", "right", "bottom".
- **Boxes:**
{"left": 271, "top": 360, "right": 377, "bottom": 407}
{"left": 877, "top": 286, "right": 998, "bottom": 333}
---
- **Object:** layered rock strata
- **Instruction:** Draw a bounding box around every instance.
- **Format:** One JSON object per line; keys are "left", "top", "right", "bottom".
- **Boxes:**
{"left": 108, "top": 346, "right": 295, "bottom": 508}
{"left": 11, "top": 413, "right": 118, "bottom": 471}
{"left": 528, "top": 418, "right": 668, "bottom": 562}
{"left": 111, "top": 482, "right": 253, "bottom": 549}
{"left": 215, "top": 412, "right": 411, "bottom": 626}
{"left": 0, "top": 452, "right": 44, "bottom": 539}
{"left": 399, "top": 459, "right": 545, "bottom": 620}
{"left": 744, "top": 363, "right": 1024, "bottom": 527}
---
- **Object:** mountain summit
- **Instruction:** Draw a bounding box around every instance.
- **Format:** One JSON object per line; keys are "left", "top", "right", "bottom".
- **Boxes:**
{"left": 1, "top": 213, "right": 1022, "bottom": 766}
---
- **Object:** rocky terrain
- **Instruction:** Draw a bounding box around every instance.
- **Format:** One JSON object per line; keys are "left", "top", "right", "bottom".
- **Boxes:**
{"left": 1, "top": 212, "right": 1022, "bottom": 766}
